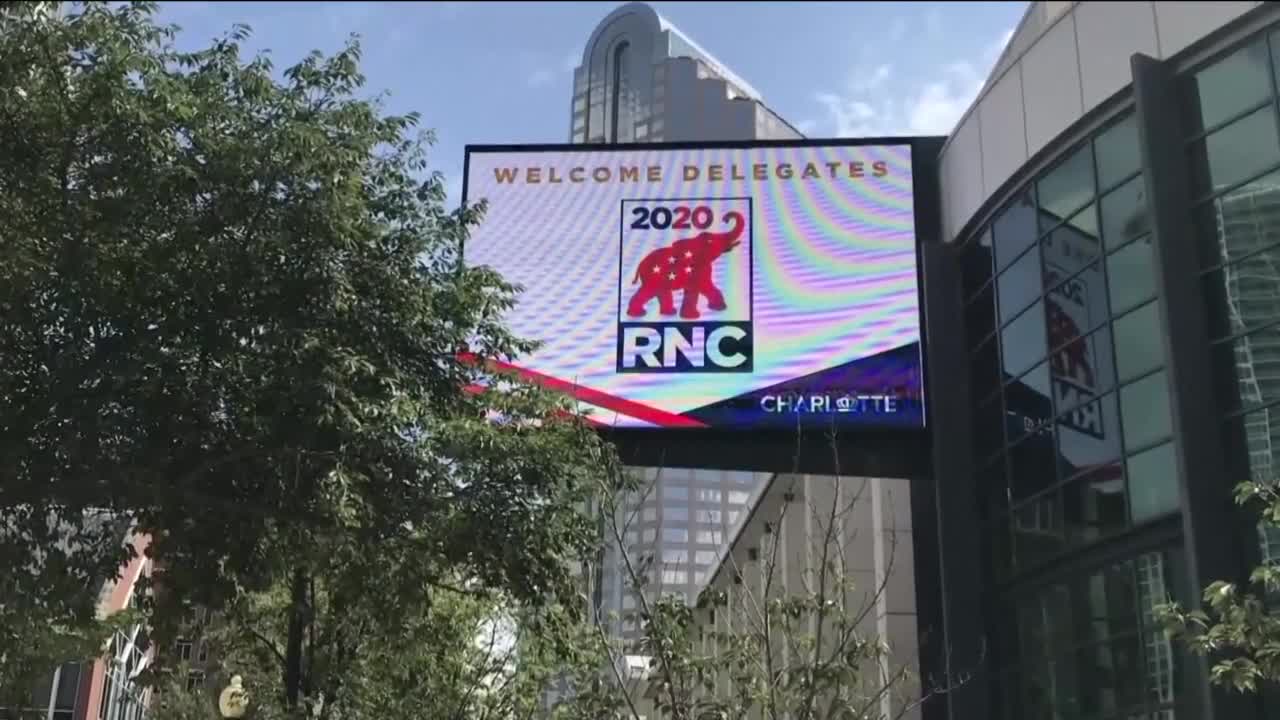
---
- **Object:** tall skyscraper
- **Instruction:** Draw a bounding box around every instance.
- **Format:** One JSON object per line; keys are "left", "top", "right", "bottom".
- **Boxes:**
{"left": 565, "top": 2, "right": 802, "bottom": 644}
{"left": 568, "top": 1, "right": 803, "bottom": 145}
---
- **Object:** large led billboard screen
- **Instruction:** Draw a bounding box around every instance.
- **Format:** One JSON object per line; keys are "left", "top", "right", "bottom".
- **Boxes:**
{"left": 462, "top": 142, "right": 925, "bottom": 431}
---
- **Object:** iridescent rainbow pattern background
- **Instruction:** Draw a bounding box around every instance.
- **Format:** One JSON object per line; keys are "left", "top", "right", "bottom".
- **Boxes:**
{"left": 463, "top": 144, "right": 920, "bottom": 428}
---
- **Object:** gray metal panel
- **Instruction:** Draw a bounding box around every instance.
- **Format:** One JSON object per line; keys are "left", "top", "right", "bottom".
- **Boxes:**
{"left": 940, "top": 114, "right": 985, "bottom": 241}
{"left": 1076, "top": 2, "right": 1158, "bottom": 109}
{"left": 978, "top": 66, "right": 1029, "bottom": 200}
{"left": 1021, "top": 12, "right": 1086, "bottom": 157}
{"left": 1154, "top": 1, "right": 1256, "bottom": 57}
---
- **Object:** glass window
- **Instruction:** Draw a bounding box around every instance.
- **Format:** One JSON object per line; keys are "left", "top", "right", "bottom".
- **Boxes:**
{"left": 663, "top": 485, "right": 689, "bottom": 501}
{"left": 1068, "top": 634, "right": 1147, "bottom": 717}
{"left": 662, "top": 527, "right": 688, "bottom": 543}
{"left": 608, "top": 41, "right": 633, "bottom": 142}
{"left": 1009, "top": 430, "right": 1058, "bottom": 502}
{"left": 1235, "top": 406, "right": 1280, "bottom": 487}
{"left": 1188, "top": 107, "right": 1280, "bottom": 198}
{"left": 1057, "top": 390, "right": 1123, "bottom": 477}
{"left": 1007, "top": 360, "right": 1053, "bottom": 445}
{"left": 696, "top": 488, "right": 722, "bottom": 503}
{"left": 1061, "top": 462, "right": 1128, "bottom": 548}
{"left": 661, "top": 569, "right": 688, "bottom": 585}
{"left": 727, "top": 490, "right": 750, "bottom": 505}
{"left": 696, "top": 509, "right": 722, "bottom": 524}
{"left": 993, "top": 191, "right": 1038, "bottom": 272}
{"left": 1106, "top": 237, "right": 1157, "bottom": 316}
{"left": 1204, "top": 172, "right": 1280, "bottom": 266}
{"left": 643, "top": 507, "right": 657, "bottom": 522}
{"left": 1048, "top": 289, "right": 1118, "bottom": 404}
{"left": 1094, "top": 115, "right": 1141, "bottom": 189}
{"left": 1042, "top": 204, "right": 1102, "bottom": 281}
{"left": 998, "top": 244, "right": 1044, "bottom": 326}
{"left": 1213, "top": 327, "right": 1280, "bottom": 412}
{"left": 1013, "top": 492, "right": 1063, "bottom": 569}
{"left": 54, "top": 663, "right": 81, "bottom": 709}
{"left": 662, "top": 549, "right": 688, "bottom": 565}
{"left": 728, "top": 510, "right": 740, "bottom": 525}
{"left": 1120, "top": 371, "right": 1173, "bottom": 449}
{"left": 666, "top": 507, "right": 688, "bottom": 522}
{"left": 1113, "top": 302, "right": 1164, "bottom": 382}
{"left": 1203, "top": 257, "right": 1280, "bottom": 342}
{"left": 643, "top": 528, "right": 656, "bottom": 542}
{"left": 1128, "top": 441, "right": 1180, "bottom": 522}
{"left": 695, "top": 550, "right": 718, "bottom": 565}
{"left": 1182, "top": 40, "right": 1273, "bottom": 136}
{"left": 696, "top": 529, "right": 723, "bottom": 544}
{"left": 1002, "top": 301, "right": 1049, "bottom": 379}
{"left": 1038, "top": 143, "right": 1096, "bottom": 227}
{"left": 1099, "top": 176, "right": 1149, "bottom": 250}
{"left": 1007, "top": 549, "right": 1196, "bottom": 716}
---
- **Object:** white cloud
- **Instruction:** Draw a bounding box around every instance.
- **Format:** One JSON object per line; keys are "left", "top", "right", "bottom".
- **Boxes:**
{"left": 796, "top": 119, "right": 818, "bottom": 135}
{"left": 813, "top": 28, "right": 1014, "bottom": 138}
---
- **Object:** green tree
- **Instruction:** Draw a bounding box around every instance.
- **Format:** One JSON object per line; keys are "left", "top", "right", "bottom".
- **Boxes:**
{"left": 0, "top": 2, "right": 609, "bottom": 716}
{"left": 1158, "top": 475, "right": 1280, "bottom": 693}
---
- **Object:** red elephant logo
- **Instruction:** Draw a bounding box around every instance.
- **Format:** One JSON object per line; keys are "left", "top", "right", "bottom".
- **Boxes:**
{"left": 626, "top": 211, "right": 745, "bottom": 320}
{"left": 1047, "top": 297, "right": 1094, "bottom": 388}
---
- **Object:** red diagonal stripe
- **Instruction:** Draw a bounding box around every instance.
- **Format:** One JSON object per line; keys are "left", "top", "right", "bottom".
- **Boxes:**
{"left": 458, "top": 353, "right": 707, "bottom": 428}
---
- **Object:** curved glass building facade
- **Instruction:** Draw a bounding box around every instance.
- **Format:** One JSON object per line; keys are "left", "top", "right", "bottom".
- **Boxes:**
{"left": 927, "top": 4, "right": 1280, "bottom": 720}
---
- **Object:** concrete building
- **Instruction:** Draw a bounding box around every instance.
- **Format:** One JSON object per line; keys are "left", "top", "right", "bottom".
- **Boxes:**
{"left": 602, "top": 473, "right": 917, "bottom": 720}
{"left": 921, "top": 2, "right": 1280, "bottom": 719}
{"left": 703, "top": 473, "right": 918, "bottom": 720}
{"left": 595, "top": 466, "right": 771, "bottom": 641}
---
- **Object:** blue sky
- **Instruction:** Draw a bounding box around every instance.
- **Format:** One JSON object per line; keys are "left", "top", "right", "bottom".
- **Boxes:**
{"left": 154, "top": 1, "right": 1027, "bottom": 206}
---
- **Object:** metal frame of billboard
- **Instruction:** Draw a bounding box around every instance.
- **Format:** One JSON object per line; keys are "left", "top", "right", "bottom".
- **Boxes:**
{"left": 461, "top": 136, "right": 946, "bottom": 478}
